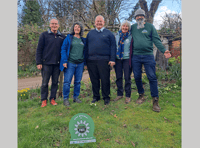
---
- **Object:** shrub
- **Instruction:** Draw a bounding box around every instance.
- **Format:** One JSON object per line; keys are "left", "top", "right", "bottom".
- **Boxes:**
{"left": 168, "top": 62, "right": 181, "bottom": 86}
{"left": 168, "top": 57, "right": 176, "bottom": 66}
{"left": 18, "top": 23, "right": 48, "bottom": 66}
{"left": 18, "top": 62, "right": 41, "bottom": 78}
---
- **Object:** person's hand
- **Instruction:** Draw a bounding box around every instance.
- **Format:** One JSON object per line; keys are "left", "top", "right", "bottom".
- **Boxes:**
{"left": 108, "top": 61, "right": 115, "bottom": 67}
{"left": 164, "top": 50, "right": 171, "bottom": 59}
{"left": 37, "top": 64, "right": 42, "bottom": 70}
{"left": 63, "top": 63, "right": 67, "bottom": 68}
{"left": 84, "top": 66, "right": 87, "bottom": 70}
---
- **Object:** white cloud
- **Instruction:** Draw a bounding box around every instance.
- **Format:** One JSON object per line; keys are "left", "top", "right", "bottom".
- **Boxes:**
{"left": 160, "top": 6, "right": 168, "bottom": 11}
{"left": 153, "top": 6, "right": 178, "bottom": 30}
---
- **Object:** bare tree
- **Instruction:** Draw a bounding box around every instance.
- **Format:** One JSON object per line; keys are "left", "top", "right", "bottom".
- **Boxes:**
{"left": 37, "top": 0, "right": 54, "bottom": 24}
{"left": 127, "top": 2, "right": 140, "bottom": 22}
{"left": 160, "top": 13, "right": 182, "bottom": 36}
{"left": 75, "top": 0, "right": 127, "bottom": 30}
{"left": 139, "top": 0, "right": 162, "bottom": 24}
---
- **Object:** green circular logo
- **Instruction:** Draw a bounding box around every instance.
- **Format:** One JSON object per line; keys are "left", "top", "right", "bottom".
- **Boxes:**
{"left": 69, "top": 113, "right": 96, "bottom": 146}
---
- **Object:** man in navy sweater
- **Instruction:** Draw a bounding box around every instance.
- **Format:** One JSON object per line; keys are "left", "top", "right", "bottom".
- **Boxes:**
{"left": 85, "top": 15, "right": 116, "bottom": 105}
{"left": 36, "top": 18, "right": 65, "bottom": 107}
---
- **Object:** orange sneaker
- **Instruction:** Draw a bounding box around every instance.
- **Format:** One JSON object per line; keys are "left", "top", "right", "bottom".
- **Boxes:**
{"left": 50, "top": 98, "right": 57, "bottom": 105}
{"left": 41, "top": 100, "right": 47, "bottom": 107}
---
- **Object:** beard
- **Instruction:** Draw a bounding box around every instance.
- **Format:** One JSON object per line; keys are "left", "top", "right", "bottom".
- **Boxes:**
{"left": 136, "top": 18, "right": 145, "bottom": 29}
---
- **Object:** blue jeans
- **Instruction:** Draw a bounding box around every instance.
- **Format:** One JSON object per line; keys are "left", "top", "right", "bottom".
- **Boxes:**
{"left": 131, "top": 55, "right": 158, "bottom": 97}
{"left": 63, "top": 62, "right": 84, "bottom": 100}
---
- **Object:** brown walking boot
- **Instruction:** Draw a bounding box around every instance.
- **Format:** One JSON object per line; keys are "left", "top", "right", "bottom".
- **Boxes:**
{"left": 125, "top": 97, "right": 131, "bottom": 104}
{"left": 114, "top": 96, "right": 123, "bottom": 102}
{"left": 153, "top": 97, "right": 161, "bottom": 112}
{"left": 136, "top": 93, "right": 145, "bottom": 104}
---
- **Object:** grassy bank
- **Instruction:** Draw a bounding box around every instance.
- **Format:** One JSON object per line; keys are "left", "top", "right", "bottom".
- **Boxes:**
{"left": 18, "top": 78, "right": 181, "bottom": 148}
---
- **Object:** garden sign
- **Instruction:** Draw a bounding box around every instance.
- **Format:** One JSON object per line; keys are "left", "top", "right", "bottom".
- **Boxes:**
{"left": 69, "top": 113, "right": 96, "bottom": 146}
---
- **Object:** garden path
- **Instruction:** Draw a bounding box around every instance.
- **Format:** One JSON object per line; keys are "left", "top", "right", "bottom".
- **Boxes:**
{"left": 18, "top": 70, "right": 90, "bottom": 90}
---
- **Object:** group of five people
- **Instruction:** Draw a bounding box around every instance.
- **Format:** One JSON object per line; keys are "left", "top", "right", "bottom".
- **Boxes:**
{"left": 36, "top": 9, "right": 171, "bottom": 112}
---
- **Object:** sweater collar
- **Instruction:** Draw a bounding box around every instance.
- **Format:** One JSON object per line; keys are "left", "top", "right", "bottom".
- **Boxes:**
{"left": 48, "top": 28, "right": 61, "bottom": 35}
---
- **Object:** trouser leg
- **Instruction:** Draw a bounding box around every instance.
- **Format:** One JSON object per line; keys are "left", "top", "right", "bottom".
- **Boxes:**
{"left": 87, "top": 60, "right": 100, "bottom": 100}
{"left": 123, "top": 59, "right": 131, "bottom": 97}
{"left": 97, "top": 60, "right": 110, "bottom": 100}
{"left": 41, "top": 65, "right": 52, "bottom": 101}
{"left": 114, "top": 59, "right": 123, "bottom": 96}
{"left": 50, "top": 64, "right": 60, "bottom": 100}
{"left": 73, "top": 62, "right": 84, "bottom": 99}
{"left": 63, "top": 63, "right": 76, "bottom": 100}
{"left": 132, "top": 55, "right": 144, "bottom": 94}
{"left": 143, "top": 55, "right": 159, "bottom": 97}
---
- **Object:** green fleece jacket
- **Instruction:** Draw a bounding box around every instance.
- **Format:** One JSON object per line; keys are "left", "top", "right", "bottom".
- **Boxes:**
{"left": 131, "top": 22, "right": 166, "bottom": 55}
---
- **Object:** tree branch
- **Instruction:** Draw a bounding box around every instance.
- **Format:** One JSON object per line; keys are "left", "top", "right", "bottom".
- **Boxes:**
{"left": 139, "top": 0, "right": 148, "bottom": 12}
{"left": 93, "top": 0, "right": 99, "bottom": 14}
{"left": 76, "top": 9, "right": 91, "bottom": 29}
{"left": 149, "top": 0, "right": 162, "bottom": 17}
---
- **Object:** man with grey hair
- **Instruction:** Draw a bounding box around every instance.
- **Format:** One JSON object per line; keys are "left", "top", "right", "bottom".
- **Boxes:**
{"left": 131, "top": 9, "right": 171, "bottom": 112}
{"left": 85, "top": 15, "right": 117, "bottom": 105}
{"left": 36, "top": 18, "right": 66, "bottom": 107}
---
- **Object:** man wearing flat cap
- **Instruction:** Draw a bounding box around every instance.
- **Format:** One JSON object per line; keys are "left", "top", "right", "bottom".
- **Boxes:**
{"left": 131, "top": 9, "right": 171, "bottom": 112}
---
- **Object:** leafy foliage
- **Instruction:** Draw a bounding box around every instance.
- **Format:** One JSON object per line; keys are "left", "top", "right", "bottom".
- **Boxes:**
{"left": 167, "top": 56, "right": 181, "bottom": 86}
{"left": 18, "top": 23, "right": 48, "bottom": 67}
{"left": 21, "top": 0, "right": 43, "bottom": 26}
{"left": 18, "top": 62, "right": 41, "bottom": 78}
{"left": 169, "top": 62, "right": 181, "bottom": 86}
{"left": 158, "top": 27, "right": 176, "bottom": 35}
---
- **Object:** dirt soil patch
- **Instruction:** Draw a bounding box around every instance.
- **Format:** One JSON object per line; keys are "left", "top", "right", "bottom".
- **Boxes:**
{"left": 18, "top": 70, "right": 90, "bottom": 90}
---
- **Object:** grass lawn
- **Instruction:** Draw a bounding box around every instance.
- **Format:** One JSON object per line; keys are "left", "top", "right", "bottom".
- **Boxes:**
{"left": 18, "top": 78, "right": 181, "bottom": 148}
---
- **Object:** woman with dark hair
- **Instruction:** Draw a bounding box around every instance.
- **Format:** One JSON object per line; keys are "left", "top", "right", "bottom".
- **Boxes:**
{"left": 60, "top": 22, "right": 86, "bottom": 106}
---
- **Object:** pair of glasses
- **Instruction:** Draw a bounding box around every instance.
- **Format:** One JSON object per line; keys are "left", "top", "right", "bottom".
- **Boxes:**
{"left": 51, "top": 23, "right": 58, "bottom": 25}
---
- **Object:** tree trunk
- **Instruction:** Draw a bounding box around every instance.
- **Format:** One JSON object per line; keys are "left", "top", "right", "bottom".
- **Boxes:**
{"left": 146, "top": 11, "right": 154, "bottom": 24}
{"left": 139, "top": 0, "right": 162, "bottom": 24}
{"left": 58, "top": 71, "right": 64, "bottom": 98}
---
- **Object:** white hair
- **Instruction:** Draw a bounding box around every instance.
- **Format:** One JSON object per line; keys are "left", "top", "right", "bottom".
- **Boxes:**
{"left": 95, "top": 15, "right": 105, "bottom": 21}
{"left": 119, "top": 20, "right": 131, "bottom": 31}
{"left": 49, "top": 18, "right": 59, "bottom": 25}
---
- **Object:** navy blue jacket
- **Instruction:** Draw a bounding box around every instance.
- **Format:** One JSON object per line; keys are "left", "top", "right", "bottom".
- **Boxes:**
{"left": 36, "top": 29, "right": 66, "bottom": 65}
{"left": 85, "top": 28, "right": 116, "bottom": 62}
{"left": 60, "top": 34, "right": 86, "bottom": 71}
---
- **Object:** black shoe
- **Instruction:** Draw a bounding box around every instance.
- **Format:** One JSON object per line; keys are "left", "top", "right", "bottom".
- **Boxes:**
{"left": 73, "top": 98, "right": 82, "bottom": 103}
{"left": 104, "top": 99, "right": 110, "bottom": 105}
{"left": 63, "top": 99, "right": 70, "bottom": 106}
{"left": 91, "top": 99, "right": 99, "bottom": 103}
